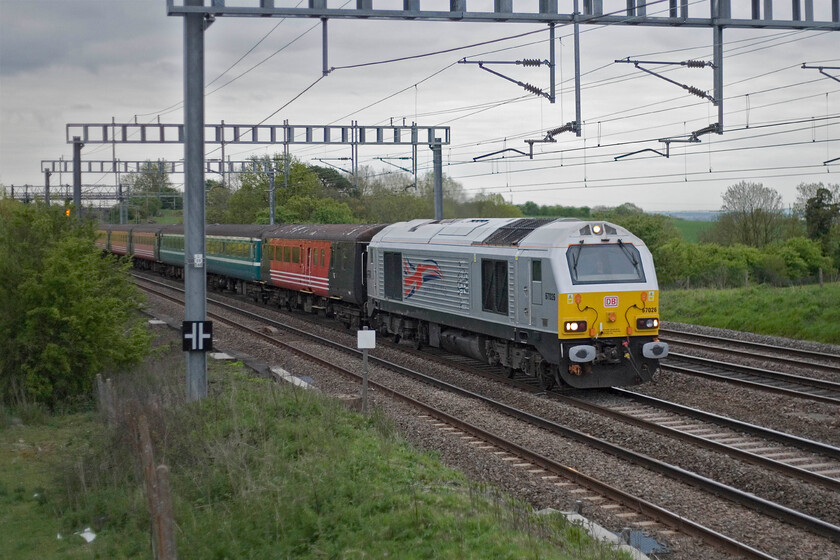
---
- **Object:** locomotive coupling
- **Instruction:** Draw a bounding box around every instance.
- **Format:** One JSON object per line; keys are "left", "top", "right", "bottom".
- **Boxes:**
{"left": 642, "top": 341, "right": 669, "bottom": 359}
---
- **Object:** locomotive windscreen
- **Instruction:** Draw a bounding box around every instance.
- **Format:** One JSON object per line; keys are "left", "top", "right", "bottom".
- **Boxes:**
{"left": 566, "top": 242, "right": 646, "bottom": 285}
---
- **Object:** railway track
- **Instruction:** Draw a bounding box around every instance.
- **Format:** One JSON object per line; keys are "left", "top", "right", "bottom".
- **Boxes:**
{"left": 662, "top": 352, "right": 840, "bottom": 405}
{"left": 419, "top": 348, "right": 840, "bottom": 493}
{"left": 134, "top": 275, "right": 840, "bottom": 559}
{"left": 659, "top": 327, "right": 840, "bottom": 373}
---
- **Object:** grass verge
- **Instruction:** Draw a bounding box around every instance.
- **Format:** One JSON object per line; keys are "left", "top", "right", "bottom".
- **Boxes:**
{"left": 1, "top": 348, "right": 632, "bottom": 559}
{"left": 661, "top": 282, "right": 840, "bottom": 344}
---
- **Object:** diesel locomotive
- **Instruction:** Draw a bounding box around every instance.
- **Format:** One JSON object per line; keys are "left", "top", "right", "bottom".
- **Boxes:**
{"left": 97, "top": 217, "right": 667, "bottom": 389}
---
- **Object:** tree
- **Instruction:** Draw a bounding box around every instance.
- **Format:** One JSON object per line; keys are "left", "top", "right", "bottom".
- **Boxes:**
{"left": 804, "top": 187, "right": 839, "bottom": 241}
{"left": 205, "top": 179, "right": 231, "bottom": 224}
{"left": 518, "top": 201, "right": 590, "bottom": 218}
{"left": 124, "top": 162, "right": 182, "bottom": 221}
{"left": 0, "top": 200, "right": 151, "bottom": 406}
{"left": 310, "top": 166, "right": 356, "bottom": 198}
{"left": 225, "top": 155, "right": 325, "bottom": 224}
{"left": 793, "top": 182, "right": 840, "bottom": 217}
{"left": 707, "top": 181, "right": 784, "bottom": 247}
{"left": 463, "top": 193, "right": 523, "bottom": 218}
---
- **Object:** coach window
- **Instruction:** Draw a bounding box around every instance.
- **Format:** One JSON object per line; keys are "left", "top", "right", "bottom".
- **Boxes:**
{"left": 292, "top": 247, "right": 300, "bottom": 264}
{"left": 482, "top": 259, "right": 509, "bottom": 315}
{"left": 383, "top": 252, "right": 403, "bottom": 301}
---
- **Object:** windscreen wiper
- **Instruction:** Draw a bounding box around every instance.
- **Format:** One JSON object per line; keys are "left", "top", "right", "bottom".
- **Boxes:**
{"left": 617, "top": 239, "right": 640, "bottom": 269}
{"left": 571, "top": 240, "right": 584, "bottom": 278}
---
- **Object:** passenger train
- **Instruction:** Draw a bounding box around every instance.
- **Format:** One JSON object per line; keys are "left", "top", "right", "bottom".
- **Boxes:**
{"left": 97, "top": 218, "right": 668, "bottom": 389}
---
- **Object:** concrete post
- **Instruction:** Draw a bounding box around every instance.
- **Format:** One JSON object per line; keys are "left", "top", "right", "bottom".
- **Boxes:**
{"left": 184, "top": 0, "right": 207, "bottom": 401}
{"left": 73, "top": 136, "right": 84, "bottom": 219}
{"left": 44, "top": 170, "right": 51, "bottom": 206}
{"left": 431, "top": 140, "right": 443, "bottom": 220}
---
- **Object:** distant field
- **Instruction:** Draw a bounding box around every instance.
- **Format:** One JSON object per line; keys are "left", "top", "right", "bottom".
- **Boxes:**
{"left": 661, "top": 283, "right": 840, "bottom": 345}
{"left": 671, "top": 218, "right": 714, "bottom": 243}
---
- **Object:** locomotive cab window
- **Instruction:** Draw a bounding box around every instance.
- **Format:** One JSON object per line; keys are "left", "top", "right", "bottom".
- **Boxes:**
{"left": 383, "top": 252, "right": 403, "bottom": 301}
{"left": 566, "top": 242, "right": 646, "bottom": 285}
{"left": 481, "top": 259, "right": 509, "bottom": 315}
{"left": 532, "top": 260, "right": 542, "bottom": 282}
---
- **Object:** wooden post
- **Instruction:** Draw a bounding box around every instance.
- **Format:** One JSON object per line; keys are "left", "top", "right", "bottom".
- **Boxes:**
{"left": 137, "top": 415, "right": 161, "bottom": 558}
{"left": 105, "top": 378, "right": 116, "bottom": 425}
{"left": 96, "top": 374, "right": 106, "bottom": 420}
{"left": 155, "top": 465, "right": 177, "bottom": 560}
{"left": 819, "top": 267, "right": 824, "bottom": 289}
{"left": 137, "top": 415, "right": 178, "bottom": 560}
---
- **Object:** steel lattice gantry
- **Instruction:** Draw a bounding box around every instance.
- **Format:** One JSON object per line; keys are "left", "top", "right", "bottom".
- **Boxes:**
{"left": 65, "top": 122, "right": 450, "bottom": 146}
{"left": 166, "top": 0, "right": 840, "bottom": 28}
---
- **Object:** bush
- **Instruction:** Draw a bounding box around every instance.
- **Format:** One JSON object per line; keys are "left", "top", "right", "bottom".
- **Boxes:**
{"left": 657, "top": 236, "right": 835, "bottom": 288}
{"left": 0, "top": 200, "right": 151, "bottom": 407}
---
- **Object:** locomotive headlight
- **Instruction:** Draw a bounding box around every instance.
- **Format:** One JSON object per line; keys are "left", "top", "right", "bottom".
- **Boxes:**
{"left": 564, "top": 320, "right": 587, "bottom": 333}
{"left": 592, "top": 224, "right": 603, "bottom": 235}
{"left": 636, "top": 318, "right": 659, "bottom": 330}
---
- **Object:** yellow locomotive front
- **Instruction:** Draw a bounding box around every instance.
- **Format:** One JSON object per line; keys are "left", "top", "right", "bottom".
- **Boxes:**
{"left": 554, "top": 223, "right": 668, "bottom": 388}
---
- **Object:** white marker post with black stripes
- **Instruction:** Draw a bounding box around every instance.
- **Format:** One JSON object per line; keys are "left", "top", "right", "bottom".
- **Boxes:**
{"left": 357, "top": 327, "right": 376, "bottom": 414}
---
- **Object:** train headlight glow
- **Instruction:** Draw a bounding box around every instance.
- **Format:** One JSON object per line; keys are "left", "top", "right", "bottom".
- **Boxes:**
{"left": 636, "top": 318, "right": 659, "bottom": 330}
{"left": 564, "top": 320, "right": 587, "bottom": 333}
{"left": 592, "top": 224, "right": 603, "bottom": 235}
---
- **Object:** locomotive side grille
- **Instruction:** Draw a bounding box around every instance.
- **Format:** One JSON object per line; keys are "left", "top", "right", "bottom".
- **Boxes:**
{"left": 475, "top": 218, "right": 553, "bottom": 246}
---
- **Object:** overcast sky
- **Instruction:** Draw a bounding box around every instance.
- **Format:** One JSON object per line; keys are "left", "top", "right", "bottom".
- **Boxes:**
{"left": 1, "top": 0, "right": 839, "bottom": 212}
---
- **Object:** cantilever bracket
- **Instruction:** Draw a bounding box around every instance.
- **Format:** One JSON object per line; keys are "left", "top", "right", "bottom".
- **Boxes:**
{"left": 802, "top": 63, "right": 840, "bottom": 84}
{"left": 825, "top": 156, "right": 840, "bottom": 166}
{"left": 616, "top": 57, "right": 716, "bottom": 104}
{"left": 375, "top": 156, "right": 413, "bottom": 174}
{"left": 312, "top": 157, "right": 353, "bottom": 174}
{"left": 615, "top": 124, "right": 717, "bottom": 161}
{"left": 458, "top": 59, "right": 551, "bottom": 100}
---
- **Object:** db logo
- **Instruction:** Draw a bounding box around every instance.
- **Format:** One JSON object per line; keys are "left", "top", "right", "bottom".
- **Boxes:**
{"left": 603, "top": 296, "right": 619, "bottom": 308}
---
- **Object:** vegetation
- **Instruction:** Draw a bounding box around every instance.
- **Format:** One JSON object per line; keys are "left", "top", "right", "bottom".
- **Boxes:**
{"left": 671, "top": 218, "right": 714, "bottom": 243}
{"left": 0, "top": 199, "right": 151, "bottom": 407}
{"left": 661, "top": 283, "right": 840, "bottom": 344}
{"left": 1, "top": 353, "right": 632, "bottom": 560}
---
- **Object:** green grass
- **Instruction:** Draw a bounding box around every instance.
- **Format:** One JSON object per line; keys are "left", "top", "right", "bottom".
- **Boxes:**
{"left": 671, "top": 219, "right": 714, "bottom": 243}
{"left": 1, "top": 355, "right": 631, "bottom": 560}
{"left": 661, "top": 282, "right": 840, "bottom": 344}
{"left": 153, "top": 209, "right": 182, "bottom": 224}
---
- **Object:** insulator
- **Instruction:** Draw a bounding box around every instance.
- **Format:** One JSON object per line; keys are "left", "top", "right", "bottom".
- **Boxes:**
{"left": 687, "top": 86, "right": 707, "bottom": 99}
{"left": 685, "top": 60, "right": 707, "bottom": 68}
{"left": 522, "top": 83, "right": 544, "bottom": 96}
{"left": 520, "top": 58, "right": 543, "bottom": 67}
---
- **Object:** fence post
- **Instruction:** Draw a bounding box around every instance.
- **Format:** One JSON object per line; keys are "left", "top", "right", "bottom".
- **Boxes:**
{"left": 155, "top": 465, "right": 177, "bottom": 560}
{"left": 819, "top": 268, "right": 824, "bottom": 289}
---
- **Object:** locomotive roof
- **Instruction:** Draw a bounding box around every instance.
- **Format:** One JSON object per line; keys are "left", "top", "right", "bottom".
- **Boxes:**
{"left": 264, "top": 223, "right": 388, "bottom": 242}
{"left": 371, "top": 218, "right": 638, "bottom": 248}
